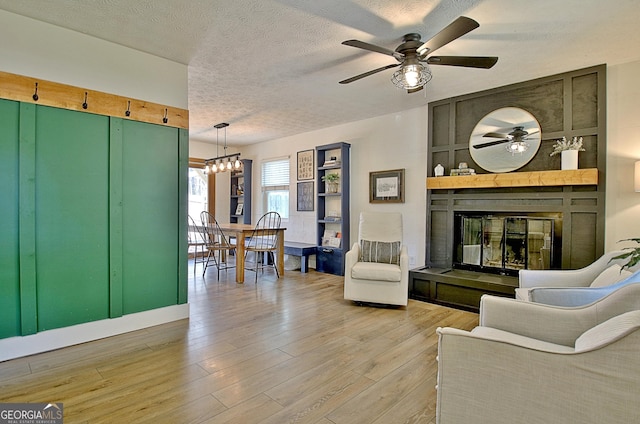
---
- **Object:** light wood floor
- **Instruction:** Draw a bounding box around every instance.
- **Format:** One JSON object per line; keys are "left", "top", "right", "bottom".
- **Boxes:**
{"left": 0, "top": 261, "right": 478, "bottom": 424}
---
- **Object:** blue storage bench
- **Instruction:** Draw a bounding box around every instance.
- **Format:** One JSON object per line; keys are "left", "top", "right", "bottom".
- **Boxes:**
{"left": 284, "top": 242, "right": 316, "bottom": 273}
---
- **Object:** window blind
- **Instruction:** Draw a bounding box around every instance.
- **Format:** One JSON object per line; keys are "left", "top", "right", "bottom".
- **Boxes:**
{"left": 261, "top": 158, "right": 290, "bottom": 191}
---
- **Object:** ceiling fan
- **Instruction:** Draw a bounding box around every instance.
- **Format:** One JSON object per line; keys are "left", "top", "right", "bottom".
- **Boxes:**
{"left": 473, "top": 126, "right": 540, "bottom": 151}
{"left": 339, "top": 16, "right": 498, "bottom": 93}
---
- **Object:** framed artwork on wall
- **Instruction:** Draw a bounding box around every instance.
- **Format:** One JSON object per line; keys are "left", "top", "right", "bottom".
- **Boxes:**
{"left": 297, "top": 181, "right": 314, "bottom": 211}
{"left": 369, "top": 168, "right": 405, "bottom": 203}
{"left": 297, "top": 149, "right": 314, "bottom": 181}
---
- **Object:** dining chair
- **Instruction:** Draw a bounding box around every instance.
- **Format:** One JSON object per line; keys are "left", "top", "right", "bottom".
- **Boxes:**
{"left": 198, "top": 211, "right": 236, "bottom": 279}
{"left": 244, "top": 211, "right": 281, "bottom": 282}
{"left": 188, "top": 214, "right": 207, "bottom": 276}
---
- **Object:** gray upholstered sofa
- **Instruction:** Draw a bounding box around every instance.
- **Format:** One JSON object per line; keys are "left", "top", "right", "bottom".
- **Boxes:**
{"left": 436, "top": 290, "right": 640, "bottom": 423}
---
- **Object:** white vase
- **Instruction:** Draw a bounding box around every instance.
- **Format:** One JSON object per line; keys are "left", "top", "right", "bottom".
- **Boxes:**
{"left": 561, "top": 150, "right": 578, "bottom": 170}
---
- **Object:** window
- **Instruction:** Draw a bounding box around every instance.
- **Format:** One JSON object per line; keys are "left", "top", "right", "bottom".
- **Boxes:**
{"left": 261, "top": 158, "right": 290, "bottom": 219}
{"left": 188, "top": 167, "right": 208, "bottom": 224}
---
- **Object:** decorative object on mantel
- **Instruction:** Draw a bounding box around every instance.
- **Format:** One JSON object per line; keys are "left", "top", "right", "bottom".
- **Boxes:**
{"left": 434, "top": 163, "right": 445, "bottom": 177}
{"left": 450, "top": 167, "right": 476, "bottom": 176}
{"left": 469, "top": 107, "right": 541, "bottom": 173}
{"left": 450, "top": 161, "right": 476, "bottom": 176}
{"left": 550, "top": 136, "right": 584, "bottom": 170}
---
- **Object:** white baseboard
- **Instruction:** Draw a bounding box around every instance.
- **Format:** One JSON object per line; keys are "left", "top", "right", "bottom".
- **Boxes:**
{"left": 0, "top": 304, "right": 190, "bottom": 362}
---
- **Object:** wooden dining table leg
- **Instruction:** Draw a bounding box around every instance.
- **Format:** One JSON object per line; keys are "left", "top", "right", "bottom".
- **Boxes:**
{"left": 276, "top": 230, "right": 285, "bottom": 277}
{"left": 235, "top": 231, "right": 245, "bottom": 283}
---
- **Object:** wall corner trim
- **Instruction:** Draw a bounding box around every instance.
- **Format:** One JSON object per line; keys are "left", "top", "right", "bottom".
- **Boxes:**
{"left": 0, "top": 304, "right": 189, "bottom": 362}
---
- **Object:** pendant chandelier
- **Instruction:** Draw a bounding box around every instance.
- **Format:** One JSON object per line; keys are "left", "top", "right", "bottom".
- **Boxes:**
{"left": 204, "top": 123, "right": 241, "bottom": 174}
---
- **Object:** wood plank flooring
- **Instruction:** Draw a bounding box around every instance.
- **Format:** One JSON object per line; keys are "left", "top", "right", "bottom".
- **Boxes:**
{"left": 0, "top": 261, "right": 478, "bottom": 423}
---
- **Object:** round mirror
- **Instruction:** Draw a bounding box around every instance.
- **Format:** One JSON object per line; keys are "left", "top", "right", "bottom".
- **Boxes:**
{"left": 469, "top": 107, "right": 541, "bottom": 173}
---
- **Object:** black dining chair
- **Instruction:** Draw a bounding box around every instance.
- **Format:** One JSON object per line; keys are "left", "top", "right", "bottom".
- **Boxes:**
{"left": 244, "top": 211, "right": 281, "bottom": 282}
{"left": 198, "top": 211, "right": 236, "bottom": 279}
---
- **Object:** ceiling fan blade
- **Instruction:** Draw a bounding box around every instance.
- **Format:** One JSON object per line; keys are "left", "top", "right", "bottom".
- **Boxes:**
{"left": 407, "top": 86, "right": 424, "bottom": 94}
{"left": 427, "top": 56, "right": 498, "bottom": 69}
{"left": 483, "top": 131, "right": 509, "bottom": 138}
{"left": 416, "top": 16, "right": 479, "bottom": 56}
{"left": 339, "top": 63, "right": 399, "bottom": 84}
{"left": 473, "top": 138, "right": 511, "bottom": 149}
{"left": 342, "top": 39, "right": 398, "bottom": 57}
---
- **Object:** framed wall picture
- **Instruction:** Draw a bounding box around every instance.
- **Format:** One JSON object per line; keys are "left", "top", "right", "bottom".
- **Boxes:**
{"left": 369, "top": 168, "right": 405, "bottom": 203}
{"left": 297, "top": 181, "right": 314, "bottom": 211}
{"left": 297, "top": 149, "right": 314, "bottom": 181}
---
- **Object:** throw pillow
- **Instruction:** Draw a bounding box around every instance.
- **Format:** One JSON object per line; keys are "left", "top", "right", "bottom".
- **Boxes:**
{"left": 590, "top": 264, "right": 633, "bottom": 287}
{"left": 360, "top": 239, "right": 401, "bottom": 265}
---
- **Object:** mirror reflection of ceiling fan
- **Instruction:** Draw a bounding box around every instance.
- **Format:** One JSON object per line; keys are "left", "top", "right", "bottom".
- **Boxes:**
{"left": 473, "top": 126, "right": 540, "bottom": 152}
{"left": 339, "top": 16, "right": 498, "bottom": 93}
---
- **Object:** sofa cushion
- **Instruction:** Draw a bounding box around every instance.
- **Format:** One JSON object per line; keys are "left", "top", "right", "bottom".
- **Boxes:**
{"left": 590, "top": 264, "right": 633, "bottom": 287}
{"left": 351, "top": 261, "right": 401, "bottom": 282}
{"left": 574, "top": 310, "right": 640, "bottom": 352}
{"left": 359, "top": 239, "right": 401, "bottom": 265}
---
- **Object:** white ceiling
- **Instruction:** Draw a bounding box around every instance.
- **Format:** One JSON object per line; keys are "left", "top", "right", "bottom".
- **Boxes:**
{"left": 1, "top": 0, "right": 639, "bottom": 146}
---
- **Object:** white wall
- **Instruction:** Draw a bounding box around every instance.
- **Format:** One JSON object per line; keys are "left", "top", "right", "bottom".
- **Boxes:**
{"left": 234, "top": 106, "right": 428, "bottom": 267}
{"left": 0, "top": 10, "right": 188, "bottom": 108}
{"left": 605, "top": 59, "right": 640, "bottom": 250}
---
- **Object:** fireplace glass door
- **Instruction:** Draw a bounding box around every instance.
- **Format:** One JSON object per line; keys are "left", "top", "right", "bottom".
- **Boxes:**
{"left": 457, "top": 214, "right": 555, "bottom": 275}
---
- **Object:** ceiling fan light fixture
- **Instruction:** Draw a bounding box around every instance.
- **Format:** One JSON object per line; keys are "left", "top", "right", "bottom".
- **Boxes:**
{"left": 506, "top": 140, "right": 530, "bottom": 154}
{"left": 391, "top": 63, "right": 432, "bottom": 90}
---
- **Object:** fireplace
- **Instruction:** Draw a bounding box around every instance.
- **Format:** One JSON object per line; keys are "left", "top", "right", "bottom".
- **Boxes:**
{"left": 453, "top": 212, "right": 562, "bottom": 276}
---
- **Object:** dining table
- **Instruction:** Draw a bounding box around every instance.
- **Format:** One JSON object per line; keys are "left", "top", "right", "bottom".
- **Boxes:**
{"left": 213, "top": 222, "right": 287, "bottom": 283}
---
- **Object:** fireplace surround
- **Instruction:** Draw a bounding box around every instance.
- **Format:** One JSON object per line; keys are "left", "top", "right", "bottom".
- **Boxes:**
{"left": 413, "top": 65, "right": 606, "bottom": 311}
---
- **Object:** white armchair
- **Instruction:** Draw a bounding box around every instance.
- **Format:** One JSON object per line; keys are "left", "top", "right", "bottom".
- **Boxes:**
{"left": 436, "top": 292, "right": 640, "bottom": 424}
{"left": 344, "top": 212, "right": 408, "bottom": 306}
{"left": 519, "top": 250, "right": 631, "bottom": 289}
{"left": 516, "top": 250, "right": 640, "bottom": 305}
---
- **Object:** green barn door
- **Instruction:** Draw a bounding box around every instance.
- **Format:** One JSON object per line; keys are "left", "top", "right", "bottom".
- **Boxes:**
{"left": 121, "top": 120, "right": 179, "bottom": 314}
{"left": 0, "top": 99, "right": 21, "bottom": 338}
{"left": 35, "top": 106, "right": 110, "bottom": 331}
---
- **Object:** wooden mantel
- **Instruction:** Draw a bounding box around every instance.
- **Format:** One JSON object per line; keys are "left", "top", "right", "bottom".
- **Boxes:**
{"left": 426, "top": 168, "right": 598, "bottom": 190}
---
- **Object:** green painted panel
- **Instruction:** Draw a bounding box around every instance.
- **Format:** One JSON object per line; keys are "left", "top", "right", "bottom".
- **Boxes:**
{"left": 122, "top": 120, "right": 179, "bottom": 314}
{"left": 178, "top": 128, "right": 189, "bottom": 304}
{"left": 109, "top": 118, "right": 124, "bottom": 318}
{"left": 0, "top": 99, "right": 21, "bottom": 338}
{"left": 35, "top": 106, "right": 110, "bottom": 331}
{"left": 18, "top": 103, "right": 37, "bottom": 336}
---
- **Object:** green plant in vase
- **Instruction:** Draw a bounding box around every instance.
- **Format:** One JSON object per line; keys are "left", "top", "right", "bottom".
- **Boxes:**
{"left": 321, "top": 173, "right": 340, "bottom": 193}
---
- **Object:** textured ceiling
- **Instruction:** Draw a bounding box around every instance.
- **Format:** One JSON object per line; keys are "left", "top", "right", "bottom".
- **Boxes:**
{"left": 1, "top": 0, "right": 639, "bottom": 146}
